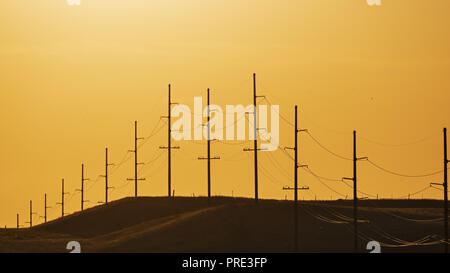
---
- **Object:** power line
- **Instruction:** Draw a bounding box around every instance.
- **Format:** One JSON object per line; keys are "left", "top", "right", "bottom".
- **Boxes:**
{"left": 398, "top": 185, "right": 432, "bottom": 199}
{"left": 219, "top": 148, "right": 248, "bottom": 162}
{"left": 279, "top": 147, "right": 295, "bottom": 161}
{"left": 303, "top": 167, "right": 342, "bottom": 182}
{"left": 261, "top": 152, "right": 293, "bottom": 182}
{"left": 304, "top": 168, "right": 348, "bottom": 198}
{"left": 138, "top": 118, "right": 167, "bottom": 149}
{"left": 304, "top": 203, "right": 443, "bottom": 248}
{"left": 108, "top": 118, "right": 165, "bottom": 178}
{"left": 143, "top": 150, "right": 165, "bottom": 165}
{"left": 216, "top": 139, "right": 249, "bottom": 145}
{"left": 367, "top": 159, "right": 444, "bottom": 178}
{"left": 109, "top": 151, "right": 133, "bottom": 176}
{"left": 245, "top": 152, "right": 280, "bottom": 185}
{"left": 306, "top": 131, "right": 352, "bottom": 161}
{"left": 141, "top": 154, "right": 167, "bottom": 178}
{"left": 262, "top": 97, "right": 294, "bottom": 127}
{"left": 341, "top": 179, "right": 377, "bottom": 198}
{"left": 358, "top": 133, "right": 438, "bottom": 147}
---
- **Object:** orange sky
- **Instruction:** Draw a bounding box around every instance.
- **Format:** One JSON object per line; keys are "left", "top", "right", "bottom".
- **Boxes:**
{"left": 1, "top": 0, "right": 450, "bottom": 227}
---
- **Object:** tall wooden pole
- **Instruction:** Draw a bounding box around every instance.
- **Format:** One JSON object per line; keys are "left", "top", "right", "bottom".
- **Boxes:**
{"left": 135, "top": 122, "right": 138, "bottom": 197}
{"left": 282, "top": 106, "right": 309, "bottom": 252}
{"left": 207, "top": 88, "right": 211, "bottom": 198}
{"left": 105, "top": 148, "right": 109, "bottom": 204}
{"left": 353, "top": 130, "right": 358, "bottom": 253}
{"left": 168, "top": 84, "right": 172, "bottom": 197}
{"left": 81, "top": 164, "right": 84, "bottom": 211}
{"left": 80, "top": 164, "right": 89, "bottom": 210}
{"left": 198, "top": 89, "right": 220, "bottom": 198}
{"left": 29, "top": 200, "right": 32, "bottom": 228}
{"left": 444, "top": 128, "right": 448, "bottom": 253}
{"left": 294, "top": 106, "right": 298, "bottom": 252}
{"left": 44, "top": 194, "right": 47, "bottom": 223}
{"left": 253, "top": 73, "right": 259, "bottom": 202}
{"left": 61, "top": 179, "right": 65, "bottom": 218}
{"left": 128, "top": 122, "right": 145, "bottom": 196}
{"left": 294, "top": 106, "right": 298, "bottom": 203}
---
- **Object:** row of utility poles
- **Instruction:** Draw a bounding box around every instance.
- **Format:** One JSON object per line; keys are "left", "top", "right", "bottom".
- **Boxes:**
{"left": 12, "top": 73, "right": 448, "bottom": 254}
{"left": 278, "top": 99, "right": 447, "bottom": 253}
{"left": 282, "top": 111, "right": 447, "bottom": 253}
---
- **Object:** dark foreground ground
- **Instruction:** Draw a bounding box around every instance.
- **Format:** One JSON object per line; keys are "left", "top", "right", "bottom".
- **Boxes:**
{"left": 0, "top": 197, "right": 447, "bottom": 253}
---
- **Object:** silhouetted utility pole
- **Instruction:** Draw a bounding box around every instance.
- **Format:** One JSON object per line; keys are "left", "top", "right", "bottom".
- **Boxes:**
{"left": 44, "top": 194, "right": 47, "bottom": 223}
{"left": 160, "top": 84, "right": 180, "bottom": 197}
{"left": 29, "top": 200, "right": 33, "bottom": 227}
{"left": 343, "top": 131, "right": 367, "bottom": 253}
{"left": 252, "top": 73, "right": 259, "bottom": 201}
{"left": 431, "top": 127, "right": 448, "bottom": 253}
{"left": 198, "top": 88, "right": 220, "bottom": 198}
{"left": 44, "top": 193, "right": 51, "bottom": 223}
{"left": 283, "top": 105, "right": 308, "bottom": 252}
{"left": 127, "top": 121, "right": 146, "bottom": 197}
{"left": 56, "top": 179, "right": 68, "bottom": 218}
{"left": 16, "top": 213, "right": 19, "bottom": 228}
{"left": 77, "top": 164, "right": 90, "bottom": 211}
{"left": 103, "top": 148, "right": 114, "bottom": 204}
{"left": 243, "top": 73, "right": 265, "bottom": 202}
{"left": 26, "top": 200, "right": 36, "bottom": 228}
{"left": 445, "top": 128, "right": 448, "bottom": 253}
{"left": 168, "top": 84, "right": 172, "bottom": 197}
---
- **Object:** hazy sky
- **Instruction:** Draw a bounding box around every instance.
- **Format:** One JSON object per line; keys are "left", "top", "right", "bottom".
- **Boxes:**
{"left": 1, "top": 0, "right": 450, "bottom": 227}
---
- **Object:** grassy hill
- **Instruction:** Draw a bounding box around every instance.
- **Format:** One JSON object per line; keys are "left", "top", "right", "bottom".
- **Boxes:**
{"left": 0, "top": 197, "right": 446, "bottom": 253}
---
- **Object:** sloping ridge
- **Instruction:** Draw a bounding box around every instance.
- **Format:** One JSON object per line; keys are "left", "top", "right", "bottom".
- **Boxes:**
{"left": 33, "top": 197, "right": 236, "bottom": 238}
{"left": 24, "top": 197, "right": 445, "bottom": 253}
{"left": 84, "top": 200, "right": 348, "bottom": 253}
{"left": 86, "top": 203, "right": 231, "bottom": 252}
